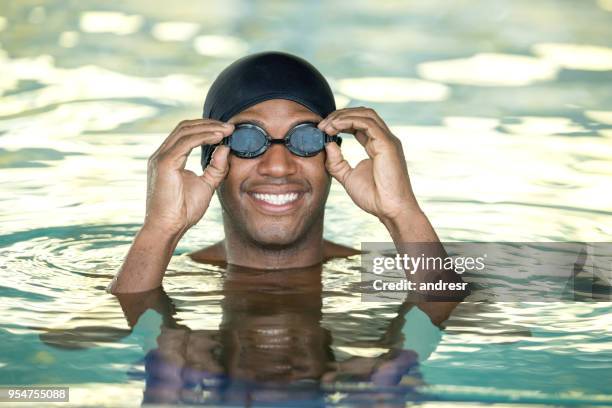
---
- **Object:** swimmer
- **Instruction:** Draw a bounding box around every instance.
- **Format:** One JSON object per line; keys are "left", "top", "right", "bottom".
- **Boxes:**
{"left": 108, "top": 51, "right": 454, "bottom": 294}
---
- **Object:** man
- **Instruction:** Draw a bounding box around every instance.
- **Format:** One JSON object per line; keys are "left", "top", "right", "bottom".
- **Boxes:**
{"left": 69, "top": 51, "right": 462, "bottom": 404}
{"left": 108, "top": 51, "right": 445, "bottom": 294}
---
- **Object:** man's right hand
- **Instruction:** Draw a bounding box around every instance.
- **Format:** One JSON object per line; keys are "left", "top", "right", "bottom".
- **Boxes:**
{"left": 144, "top": 119, "right": 234, "bottom": 236}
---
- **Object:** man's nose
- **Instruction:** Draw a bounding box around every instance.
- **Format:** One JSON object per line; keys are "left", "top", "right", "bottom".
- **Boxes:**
{"left": 256, "top": 142, "right": 298, "bottom": 177}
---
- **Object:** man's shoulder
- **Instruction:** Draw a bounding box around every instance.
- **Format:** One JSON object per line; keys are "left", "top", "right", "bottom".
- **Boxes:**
{"left": 322, "top": 240, "right": 361, "bottom": 261}
{"left": 188, "top": 240, "right": 360, "bottom": 265}
{"left": 189, "top": 241, "right": 226, "bottom": 266}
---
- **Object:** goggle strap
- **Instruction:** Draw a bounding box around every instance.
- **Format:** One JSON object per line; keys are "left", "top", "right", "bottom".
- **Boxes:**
{"left": 325, "top": 134, "right": 342, "bottom": 146}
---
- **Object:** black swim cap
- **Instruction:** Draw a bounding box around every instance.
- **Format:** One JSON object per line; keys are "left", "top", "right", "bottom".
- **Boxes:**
{"left": 201, "top": 51, "right": 336, "bottom": 168}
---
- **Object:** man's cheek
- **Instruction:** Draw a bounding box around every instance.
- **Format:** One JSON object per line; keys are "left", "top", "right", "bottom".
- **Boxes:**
{"left": 217, "top": 181, "right": 238, "bottom": 212}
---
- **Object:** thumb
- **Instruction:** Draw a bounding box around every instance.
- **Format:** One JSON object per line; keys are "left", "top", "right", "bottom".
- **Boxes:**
{"left": 325, "top": 142, "right": 353, "bottom": 186}
{"left": 200, "top": 145, "right": 230, "bottom": 190}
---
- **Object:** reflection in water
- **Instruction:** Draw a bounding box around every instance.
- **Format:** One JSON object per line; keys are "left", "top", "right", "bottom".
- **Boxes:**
{"left": 42, "top": 263, "right": 459, "bottom": 406}
{"left": 500, "top": 116, "right": 586, "bottom": 136}
{"left": 193, "top": 35, "right": 249, "bottom": 58}
{"left": 0, "top": 55, "right": 203, "bottom": 118}
{"left": 151, "top": 22, "right": 200, "bottom": 42}
{"left": 336, "top": 77, "right": 449, "bottom": 102}
{"left": 600, "top": 0, "right": 612, "bottom": 11}
{"left": 532, "top": 43, "right": 612, "bottom": 71}
{"left": 79, "top": 11, "right": 144, "bottom": 35}
{"left": 585, "top": 110, "right": 612, "bottom": 125}
{"left": 417, "top": 53, "right": 559, "bottom": 86}
{"left": 130, "top": 268, "right": 453, "bottom": 406}
{"left": 58, "top": 31, "right": 79, "bottom": 48}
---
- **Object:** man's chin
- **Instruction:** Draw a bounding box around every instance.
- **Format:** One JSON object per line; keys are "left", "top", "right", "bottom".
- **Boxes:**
{"left": 245, "top": 225, "right": 304, "bottom": 249}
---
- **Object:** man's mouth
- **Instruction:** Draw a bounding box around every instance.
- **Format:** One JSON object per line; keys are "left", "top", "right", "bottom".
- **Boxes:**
{"left": 251, "top": 192, "right": 299, "bottom": 206}
{"left": 246, "top": 189, "right": 305, "bottom": 213}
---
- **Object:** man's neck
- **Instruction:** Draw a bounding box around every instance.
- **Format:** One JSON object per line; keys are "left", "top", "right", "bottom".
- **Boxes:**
{"left": 223, "top": 224, "right": 325, "bottom": 270}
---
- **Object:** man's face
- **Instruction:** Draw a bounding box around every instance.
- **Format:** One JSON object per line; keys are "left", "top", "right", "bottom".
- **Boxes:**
{"left": 218, "top": 99, "right": 331, "bottom": 247}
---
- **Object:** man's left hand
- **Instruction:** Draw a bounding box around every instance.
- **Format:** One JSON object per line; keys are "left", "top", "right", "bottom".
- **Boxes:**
{"left": 318, "top": 107, "right": 421, "bottom": 225}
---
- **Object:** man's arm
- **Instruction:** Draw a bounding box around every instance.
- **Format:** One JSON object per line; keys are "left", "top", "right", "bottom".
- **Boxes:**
{"left": 381, "top": 208, "right": 465, "bottom": 295}
{"left": 108, "top": 225, "right": 183, "bottom": 294}
{"left": 320, "top": 107, "right": 466, "bottom": 301}
{"left": 108, "top": 119, "right": 234, "bottom": 294}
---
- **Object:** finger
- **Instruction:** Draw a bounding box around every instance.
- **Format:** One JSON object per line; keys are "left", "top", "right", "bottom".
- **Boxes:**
{"left": 156, "top": 119, "right": 213, "bottom": 153}
{"left": 327, "top": 116, "right": 403, "bottom": 162}
{"left": 318, "top": 108, "right": 345, "bottom": 129}
{"left": 158, "top": 131, "right": 226, "bottom": 170}
{"left": 321, "top": 116, "right": 379, "bottom": 151}
{"left": 319, "top": 107, "right": 388, "bottom": 131}
{"left": 159, "top": 121, "right": 233, "bottom": 155}
{"left": 200, "top": 145, "right": 230, "bottom": 190}
{"left": 324, "top": 142, "right": 354, "bottom": 186}
{"left": 323, "top": 115, "right": 387, "bottom": 143}
{"left": 348, "top": 107, "right": 390, "bottom": 132}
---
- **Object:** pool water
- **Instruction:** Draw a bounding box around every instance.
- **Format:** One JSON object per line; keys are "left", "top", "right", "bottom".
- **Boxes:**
{"left": 1, "top": 0, "right": 612, "bottom": 406}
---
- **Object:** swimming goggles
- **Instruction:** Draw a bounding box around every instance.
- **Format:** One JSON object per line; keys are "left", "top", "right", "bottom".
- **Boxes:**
{"left": 202, "top": 122, "right": 341, "bottom": 167}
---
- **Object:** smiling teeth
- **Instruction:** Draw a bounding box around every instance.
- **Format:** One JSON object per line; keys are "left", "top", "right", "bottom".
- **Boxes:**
{"left": 253, "top": 193, "right": 299, "bottom": 205}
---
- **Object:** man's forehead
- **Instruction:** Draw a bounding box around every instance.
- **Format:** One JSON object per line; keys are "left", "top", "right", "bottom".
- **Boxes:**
{"left": 229, "top": 99, "right": 322, "bottom": 124}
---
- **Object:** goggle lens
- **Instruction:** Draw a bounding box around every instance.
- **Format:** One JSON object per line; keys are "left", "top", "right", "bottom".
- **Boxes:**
{"left": 229, "top": 126, "right": 268, "bottom": 157}
{"left": 286, "top": 124, "right": 326, "bottom": 157}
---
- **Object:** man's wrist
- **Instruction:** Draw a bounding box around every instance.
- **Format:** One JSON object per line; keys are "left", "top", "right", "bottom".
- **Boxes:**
{"left": 141, "top": 221, "right": 187, "bottom": 242}
{"left": 379, "top": 207, "right": 434, "bottom": 243}
{"left": 379, "top": 206, "right": 422, "bottom": 230}
{"left": 136, "top": 221, "right": 187, "bottom": 259}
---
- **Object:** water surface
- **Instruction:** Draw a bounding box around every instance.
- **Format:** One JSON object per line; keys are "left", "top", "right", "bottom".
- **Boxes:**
{"left": 1, "top": 0, "right": 611, "bottom": 406}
